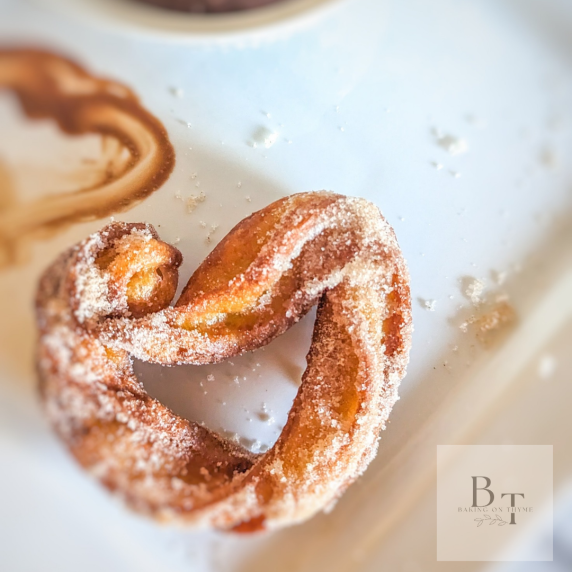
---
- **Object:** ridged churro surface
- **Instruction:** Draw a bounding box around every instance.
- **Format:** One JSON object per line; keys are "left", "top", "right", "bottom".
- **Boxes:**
{"left": 36, "top": 191, "right": 412, "bottom": 531}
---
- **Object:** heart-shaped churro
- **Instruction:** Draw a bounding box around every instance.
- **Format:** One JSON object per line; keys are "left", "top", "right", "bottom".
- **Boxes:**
{"left": 36, "top": 191, "right": 412, "bottom": 531}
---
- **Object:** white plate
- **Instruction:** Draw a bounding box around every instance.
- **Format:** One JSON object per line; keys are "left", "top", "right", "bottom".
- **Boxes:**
{"left": 1, "top": 0, "right": 572, "bottom": 570}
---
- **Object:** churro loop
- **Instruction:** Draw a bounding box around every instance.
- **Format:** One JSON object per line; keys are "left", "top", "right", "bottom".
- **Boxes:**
{"left": 37, "top": 191, "right": 412, "bottom": 531}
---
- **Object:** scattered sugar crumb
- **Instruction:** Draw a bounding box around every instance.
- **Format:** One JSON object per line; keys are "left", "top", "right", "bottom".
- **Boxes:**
{"left": 459, "top": 299, "right": 517, "bottom": 345}
{"left": 465, "top": 278, "right": 485, "bottom": 305}
{"left": 186, "top": 191, "right": 206, "bottom": 213}
{"left": 264, "top": 132, "right": 278, "bottom": 148}
{"left": 431, "top": 161, "right": 444, "bottom": 170}
{"left": 418, "top": 298, "right": 437, "bottom": 312}
{"left": 474, "top": 300, "right": 516, "bottom": 344}
{"left": 257, "top": 411, "right": 271, "bottom": 422}
{"left": 433, "top": 129, "right": 469, "bottom": 155}
{"left": 206, "top": 224, "right": 219, "bottom": 243}
{"left": 251, "top": 126, "right": 279, "bottom": 149}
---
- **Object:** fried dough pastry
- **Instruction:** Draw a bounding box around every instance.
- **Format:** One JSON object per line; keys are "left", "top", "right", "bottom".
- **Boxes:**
{"left": 36, "top": 191, "right": 412, "bottom": 531}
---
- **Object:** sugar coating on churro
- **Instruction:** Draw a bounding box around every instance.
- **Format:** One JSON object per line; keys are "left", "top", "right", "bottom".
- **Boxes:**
{"left": 36, "top": 191, "right": 412, "bottom": 531}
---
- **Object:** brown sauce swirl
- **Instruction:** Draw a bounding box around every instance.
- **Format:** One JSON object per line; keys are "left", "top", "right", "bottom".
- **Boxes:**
{"left": 0, "top": 48, "right": 175, "bottom": 268}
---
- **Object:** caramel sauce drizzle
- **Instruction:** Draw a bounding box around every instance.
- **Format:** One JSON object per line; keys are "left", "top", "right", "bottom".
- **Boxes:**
{"left": 0, "top": 48, "right": 175, "bottom": 267}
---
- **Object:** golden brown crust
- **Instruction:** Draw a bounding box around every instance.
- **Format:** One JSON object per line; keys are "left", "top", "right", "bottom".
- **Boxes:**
{"left": 36, "top": 191, "right": 412, "bottom": 530}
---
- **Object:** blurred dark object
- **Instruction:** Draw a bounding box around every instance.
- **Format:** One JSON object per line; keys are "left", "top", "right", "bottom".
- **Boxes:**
{"left": 132, "top": 0, "right": 288, "bottom": 13}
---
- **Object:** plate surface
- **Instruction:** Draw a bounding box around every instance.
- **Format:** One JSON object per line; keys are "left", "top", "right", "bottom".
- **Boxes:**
{"left": 1, "top": 0, "right": 571, "bottom": 570}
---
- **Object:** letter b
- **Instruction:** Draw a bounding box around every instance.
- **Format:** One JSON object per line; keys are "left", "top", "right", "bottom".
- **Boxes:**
{"left": 472, "top": 476, "right": 494, "bottom": 507}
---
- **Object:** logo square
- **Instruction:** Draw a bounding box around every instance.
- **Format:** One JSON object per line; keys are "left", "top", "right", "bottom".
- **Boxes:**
{"left": 437, "top": 445, "right": 553, "bottom": 561}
